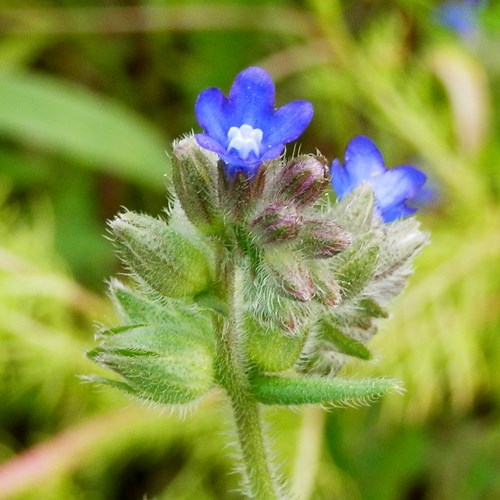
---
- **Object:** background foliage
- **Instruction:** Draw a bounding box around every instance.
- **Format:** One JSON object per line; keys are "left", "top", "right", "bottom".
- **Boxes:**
{"left": 0, "top": 1, "right": 499, "bottom": 498}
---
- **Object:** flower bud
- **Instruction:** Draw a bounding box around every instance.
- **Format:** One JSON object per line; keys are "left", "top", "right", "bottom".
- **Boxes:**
{"left": 264, "top": 250, "right": 315, "bottom": 302}
{"left": 89, "top": 282, "right": 215, "bottom": 405}
{"left": 273, "top": 154, "right": 330, "bottom": 207}
{"left": 242, "top": 313, "right": 306, "bottom": 372}
{"left": 311, "top": 270, "right": 341, "bottom": 307}
{"left": 109, "top": 211, "right": 212, "bottom": 299}
{"left": 300, "top": 219, "right": 351, "bottom": 258}
{"left": 172, "top": 136, "right": 222, "bottom": 235}
{"left": 250, "top": 200, "right": 303, "bottom": 246}
{"left": 88, "top": 321, "right": 214, "bottom": 405}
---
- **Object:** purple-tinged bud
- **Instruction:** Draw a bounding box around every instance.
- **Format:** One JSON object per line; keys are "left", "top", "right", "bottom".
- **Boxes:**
{"left": 312, "top": 271, "right": 341, "bottom": 307}
{"left": 264, "top": 252, "right": 315, "bottom": 302}
{"left": 276, "top": 268, "right": 315, "bottom": 302}
{"left": 251, "top": 200, "right": 303, "bottom": 245}
{"left": 274, "top": 154, "right": 330, "bottom": 207}
{"left": 300, "top": 219, "right": 351, "bottom": 258}
{"left": 221, "top": 165, "right": 266, "bottom": 220}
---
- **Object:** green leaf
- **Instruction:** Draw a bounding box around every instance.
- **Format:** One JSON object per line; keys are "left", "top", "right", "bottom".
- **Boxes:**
{"left": 0, "top": 71, "right": 169, "bottom": 189}
{"left": 251, "top": 375, "right": 401, "bottom": 405}
{"left": 317, "top": 318, "right": 372, "bottom": 360}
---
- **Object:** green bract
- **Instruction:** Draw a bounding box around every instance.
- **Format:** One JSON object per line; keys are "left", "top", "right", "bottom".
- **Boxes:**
{"left": 109, "top": 211, "right": 213, "bottom": 299}
{"left": 88, "top": 283, "right": 215, "bottom": 405}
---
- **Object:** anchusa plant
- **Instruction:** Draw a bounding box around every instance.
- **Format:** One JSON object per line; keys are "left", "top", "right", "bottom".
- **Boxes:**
{"left": 88, "top": 67, "right": 429, "bottom": 499}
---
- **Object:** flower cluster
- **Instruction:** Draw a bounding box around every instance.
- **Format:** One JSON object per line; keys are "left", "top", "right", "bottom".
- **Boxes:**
{"left": 90, "top": 66, "right": 431, "bottom": 498}
{"left": 195, "top": 67, "right": 427, "bottom": 223}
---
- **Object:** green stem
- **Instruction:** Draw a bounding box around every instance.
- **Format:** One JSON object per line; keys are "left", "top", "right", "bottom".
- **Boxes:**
{"left": 213, "top": 245, "right": 280, "bottom": 499}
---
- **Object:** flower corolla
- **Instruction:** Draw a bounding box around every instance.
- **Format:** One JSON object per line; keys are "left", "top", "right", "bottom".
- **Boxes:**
{"left": 195, "top": 67, "right": 313, "bottom": 178}
{"left": 331, "top": 136, "right": 427, "bottom": 223}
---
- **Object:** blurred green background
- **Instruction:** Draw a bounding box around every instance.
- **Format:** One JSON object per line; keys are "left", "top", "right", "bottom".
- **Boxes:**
{"left": 0, "top": 1, "right": 499, "bottom": 499}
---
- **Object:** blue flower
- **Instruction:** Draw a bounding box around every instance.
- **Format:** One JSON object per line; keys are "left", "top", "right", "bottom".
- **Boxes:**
{"left": 436, "top": 1, "right": 487, "bottom": 36}
{"left": 331, "top": 136, "right": 427, "bottom": 223}
{"left": 195, "top": 67, "right": 314, "bottom": 178}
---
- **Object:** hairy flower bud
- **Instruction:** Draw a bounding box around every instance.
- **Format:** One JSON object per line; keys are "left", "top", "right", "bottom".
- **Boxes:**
{"left": 300, "top": 219, "right": 351, "bottom": 258}
{"left": 110, "top": 211, "right": 212, "bottom": 299}
{"left": 264, "top": 250, "right": 315, "bottom": 302}
{"left": 88, "top": 323, "right": 214, "bottom": 405}
{"left": 242, "top": 313, "right": 306, "bottom": 372}
{"left": 172, "top": 136, "right": 222, "bottom": 235}
{"left": 251, "top": 200, "right": 303, "bottom": 245}
{"left": 311, "top": 269, "right": 342, "bottom": 306}
{"left": 273, "top": 154, "right": 330, "bottom": 207}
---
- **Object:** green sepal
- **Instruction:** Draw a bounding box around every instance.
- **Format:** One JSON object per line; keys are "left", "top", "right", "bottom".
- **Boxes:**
{"left": 317, "top": 317, "right": 372, "bottom": 360}
{"left": 374, "top": 217, "right": 430, "bottom": 294}
{"left": 83, "top": 375, "right": 138, "bottom": 396}
{"left": 109, "top": 211, "right": 213, "bottom": 299}
{"left": 171, "top": 135, "right": 223, "bottom": 236}
{"left": 93, "top": 321, "right": 213, "bottom": 354}
{"left": 330, "top": 184, "right": 376, "bottom": 234}
{"left": 263, "top": 248, "right": 315, "bottom": 302}
{"left": 243, "top": 314, "right": 306, "bottom": 372}
{"left": 330, "top": 237, "right": 379, "bottom": 300}
{"left": 250, "top": 374, "right": 401, "bottom": 405}
{"left": 90, "top": 284, "right": 215, "bottom": 405}
{"left": 233, "top": 224, "right": 263, "bottom": 273}
{"left": 358, "top": 298, "right": 389, "bottom": 319}
{"left": 109, "top": 279, "right": 168, "bottom": 324}
{"left": 88, "top": 321, "right": 214, "bottom": 405}
{"left": 108, "top": 279, "right": 221, "bottom": 331}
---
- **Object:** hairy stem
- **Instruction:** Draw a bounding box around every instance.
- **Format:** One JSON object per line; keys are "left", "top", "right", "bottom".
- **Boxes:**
{"left": 213, "top": 244, "right": 280, "bottom": 499}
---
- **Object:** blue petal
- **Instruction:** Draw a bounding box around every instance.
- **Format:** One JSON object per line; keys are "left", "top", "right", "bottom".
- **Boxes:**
{"left": 265, "top": 101, "right": 314, "bottom": 146}
{"left": 330, "top": 158, "right": 357, "bottom": 199}
{"left": 220, "top": 154, "right": 262, "bottom": 178}
{"left": 380, "top": 204, "right": 418, "bottom": 223}
{"left": 436, "top": 3, "right": 478, "bottom": 35}
{"left": 371, "top": 165, "right": 427, "bottom": 210}
{"left": 344, "top": 136, "right": 386, "bottom": 184}
{"left": 260, "top": 143, "right": 286, "bottom": 162}
{"left": 195, "top": 88, "right": 231, "bottom": 145}
{"left": 228, "top": 67, "right": 275, "bottom": 126}
{"left": 195, "top": 133, "right": 227, "bottom": 157}
{"left": 196, "top": 133, "right": 260, "bottom": 174}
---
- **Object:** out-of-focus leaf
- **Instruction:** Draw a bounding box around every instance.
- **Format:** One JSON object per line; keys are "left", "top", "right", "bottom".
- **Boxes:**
{"left": 0, "top": 72, "right": 169, "bottom": 189}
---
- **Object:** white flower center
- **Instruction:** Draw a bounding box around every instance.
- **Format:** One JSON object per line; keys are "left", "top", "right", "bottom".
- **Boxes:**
{"left": 227, "top": 124, "right": 263, "bottom": 160}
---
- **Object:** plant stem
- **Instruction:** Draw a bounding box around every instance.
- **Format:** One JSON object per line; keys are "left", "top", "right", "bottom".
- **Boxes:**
{"left": 213, "top": 245, "right": 280, "bottom": 499}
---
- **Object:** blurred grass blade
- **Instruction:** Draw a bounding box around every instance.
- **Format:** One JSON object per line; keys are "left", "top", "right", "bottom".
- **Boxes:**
{"left": 0, "top": 71, "right": 170, "bottom": 189}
